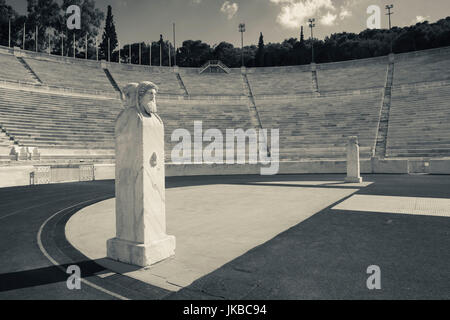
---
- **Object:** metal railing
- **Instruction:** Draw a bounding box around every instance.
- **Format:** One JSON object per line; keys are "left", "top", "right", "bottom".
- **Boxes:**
{"left": 198, "top": 60, "right": 230, "bottom": 74}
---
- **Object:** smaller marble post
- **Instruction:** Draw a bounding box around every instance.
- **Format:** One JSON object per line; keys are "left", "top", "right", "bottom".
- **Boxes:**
{"left": 345, "top": 136, "right": 363, "bottom": 183}
{"left": 107, "top": 81, "right": 175, "bottom": 267}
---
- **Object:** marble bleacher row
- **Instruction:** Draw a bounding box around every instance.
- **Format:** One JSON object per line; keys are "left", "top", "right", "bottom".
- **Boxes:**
{"left": 1, "top": 46, "right": 450, "bottom": 162}
{"left": 0, "top": 86, "right": 253, "bottom": 161}
{"left": 0, "top": 131, "right": 13, "bottom": 162}
{"left": 317, "top": 56, "right": 388, "bottom": 92}
{"left": 386, "top": 84, "right": 450, "bottom": 158}
{"left": 108, "top": 64, "right": 185, "bottom": 95}
{"left": 247, "top": 66, "right": 312, "bottom": 95}
{"left": 179, "top": 71, "right": 244, "bottom": 96}
{"left": 0, "top": 87, "right": 120, "bottom": 149}
{"left": 158, "top": 99, "right": 254, "bottom": 161}
{"left": 0, "top": 53, "right": 36, "bottom": 83}
{"left": 23, "top": 57, "right": 116, "bottom": 93}
{"left": 0, "top": 133, "right": 12, "bottom": 148}
{"left": 394, "top": 47, "right": 450, "bottom": 85}
{"left": 1, "top": 47, "right": 450, "bottom": 96}
{"left": 25, "top": 48, "right": 450, "bottom": 95}
{"left": 255, "top": 92, "right": 382, "bottom": 160}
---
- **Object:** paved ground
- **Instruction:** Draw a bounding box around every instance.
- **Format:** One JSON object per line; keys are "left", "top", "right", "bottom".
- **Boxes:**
{"left": 0, "top": 174, "right": 449, "bottom": 299}
{"left": 67, "top": 180, "right": 371, "bottom": 291}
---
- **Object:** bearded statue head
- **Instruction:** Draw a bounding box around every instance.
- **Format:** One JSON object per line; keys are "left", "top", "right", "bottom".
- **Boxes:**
{"left": 121, "top": 81, "right": 159, "bottom": 117}
{"left": 137, "top": 81, "right": 159, "bottom": 116}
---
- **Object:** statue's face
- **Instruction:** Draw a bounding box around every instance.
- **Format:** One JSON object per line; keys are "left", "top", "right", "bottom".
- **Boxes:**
{"left": 140, "top": 88, "right": 157, "bottom": 115}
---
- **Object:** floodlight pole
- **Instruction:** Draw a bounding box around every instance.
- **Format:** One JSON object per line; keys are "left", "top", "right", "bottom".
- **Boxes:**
{"left": 239, "top": 23, "right": 245, "bottom": 67}
{"left": 149, "top": 42, "right": 152, "bottom": 66}
{"left": 159, "top": 34, "right": 163, "bottom": 67}
{"left": 308, "top": 18, "right": 315, "bottom": 63}
{"left": 386, "top": 4, "right": 394, "bottom": 30}
{"left": 168, "top": 43, "right": 171, "bottom": 67}
{"left": 8, "top": 19, "right": 11, "bottom": 48}
{"left": 173, "top": 23, "right": 176, "bottom": 66}
{"left": 386, "top": 4, "right": 394, "bottom": 53}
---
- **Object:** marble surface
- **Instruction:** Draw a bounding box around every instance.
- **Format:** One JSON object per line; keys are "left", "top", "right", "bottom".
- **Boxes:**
{"left": 345, "top": 136, "right": 363, "bottom": 183}
{"left": 107, "top": 91, "right": 175, "bottom": 267}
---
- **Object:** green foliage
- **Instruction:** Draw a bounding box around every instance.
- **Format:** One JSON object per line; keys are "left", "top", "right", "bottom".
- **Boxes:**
{"left": 255, "top": 32, "right": 265, "bottom": 67}
{"left": 25, "top": 0, "right": 60, "bottom": 51}
{"left": 99, "top": 5, "right": 117, "bottom": 60}
{"left": 168, "top": 17, "right": 450, "bottom": 68}
{"left": 0, "top": 0, "right": 104, "bottom": 57}
{"left": 115, "top": 40, "right": 175, "bottom": 66}
{"left": 177, "top": 40, "right": 213, "bottom": 67}
{"left": 0, "top": 0, "right": 21, "bottom": 47}
{"left": 300, "top": 26, "right": 304, "bottom": 44}
{"left": 1, "top": 2, "right": 449, "bottom": 67}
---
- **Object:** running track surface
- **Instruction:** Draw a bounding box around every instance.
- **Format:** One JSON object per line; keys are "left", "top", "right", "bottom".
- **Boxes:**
{"left": 0, "top": 174, "right": 449, "bottom": 300}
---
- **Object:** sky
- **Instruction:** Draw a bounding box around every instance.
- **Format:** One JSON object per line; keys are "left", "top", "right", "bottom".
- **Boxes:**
{"left": 6, "top": 0, "right": 450, "bottom": 47}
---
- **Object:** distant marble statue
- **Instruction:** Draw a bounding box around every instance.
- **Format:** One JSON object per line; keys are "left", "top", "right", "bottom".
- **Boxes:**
{"left": 9, "top": 147, "right": 18, "bottom": 161}
{"left": 345, "top": 136, "right": 363, "bottom": 183}
{"left": 107, "top": 81, "right": 175, "bottom": 267}
{"left": 31, "top": 147, "right": 40, "bottom": 161}
{"left": 18, "top": 147, "right": 30, "bottom": 161}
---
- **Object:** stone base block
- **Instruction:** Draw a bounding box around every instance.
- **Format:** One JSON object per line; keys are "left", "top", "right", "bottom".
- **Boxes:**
{"left": 345, "top": 176, "right": 363, "bottom": 183}
{"left": 107, "top": 236, "right": 176, "bottom": 267}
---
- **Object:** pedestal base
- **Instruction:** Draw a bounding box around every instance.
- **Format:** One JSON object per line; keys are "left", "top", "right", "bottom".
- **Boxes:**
{"left": 107, "top": 236, "right": 176, "bottom": 267}
{"left": 345, "top": 176, "right": 363, "bottom": 183}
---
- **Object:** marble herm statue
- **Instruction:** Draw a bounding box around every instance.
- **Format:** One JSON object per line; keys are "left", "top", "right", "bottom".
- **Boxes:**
{"left": 107, "top": 81, "right": 176, "bottom": 267}
{"left": 345, "top": 136, "right": 363, "bottom": 183}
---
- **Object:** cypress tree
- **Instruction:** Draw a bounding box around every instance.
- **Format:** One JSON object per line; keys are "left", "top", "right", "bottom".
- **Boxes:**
{"left": 99, "top": 5, "right": 118, "bottom": 61}
{"left": 255, "top": 32, "right": 265, "bottom": 67}
{"left": 300, "top": 26, "right": 305, "bottom": 44}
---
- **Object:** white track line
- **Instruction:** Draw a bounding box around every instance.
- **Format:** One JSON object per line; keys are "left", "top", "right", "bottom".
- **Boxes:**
{"left": 1, "top": 191, "right": 110, "bottom": 220}
{"left": 1, "top": 197, "right": 83, "bottom": 221}
{"left": 37, "top": 196, "right": 130, "bottom": 300}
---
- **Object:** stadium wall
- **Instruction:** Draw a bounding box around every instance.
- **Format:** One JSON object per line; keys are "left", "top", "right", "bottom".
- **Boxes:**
{"left": 0, "top": 159, "right": 421, "bottom": 188}
{"left": 1, "top": 45, "right": 450, "bottom": 189}
{"left": 2, "top": 44, "right": 449, "bottom": 76}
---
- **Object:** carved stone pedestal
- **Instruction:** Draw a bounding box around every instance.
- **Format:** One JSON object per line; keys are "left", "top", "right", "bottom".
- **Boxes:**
{"left": 107, "top": 82, "right": 175, "bottom": 267}
{"left": 345, "top": 136, "right": 363, "bottom": 183}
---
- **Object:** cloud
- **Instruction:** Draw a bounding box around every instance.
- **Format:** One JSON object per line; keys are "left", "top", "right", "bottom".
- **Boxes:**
{"left": 191, "top": 0, "right": 202, "bottom": 4}
{"left": 221, "top": 1, "right": 239, "bottom": 20}
{"left": 320, "top": 11, "right": 337, "bottom": 26}
{"left": 339, "top": 7, "right": 352, "bottom": 20}
{"left": 270, "top": 0, "right": 335, "bottom": 29}
{"left": 415, "top": 15, "right": 430, "bottom": 23}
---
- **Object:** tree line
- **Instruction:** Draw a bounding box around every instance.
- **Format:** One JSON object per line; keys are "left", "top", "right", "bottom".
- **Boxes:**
{"left": 1, "top": 0, "right": 449, "bottom": 67}
{"left": 181, "top": 17, "right": 450, "bottom": 68}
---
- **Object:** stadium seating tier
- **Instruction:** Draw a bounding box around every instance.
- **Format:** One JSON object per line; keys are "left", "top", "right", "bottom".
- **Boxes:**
{"left": 386, "top": 84, "right": 450, "bottom": 158}
{"left": 1, "top": 46, "right": 450, "bottom": 162}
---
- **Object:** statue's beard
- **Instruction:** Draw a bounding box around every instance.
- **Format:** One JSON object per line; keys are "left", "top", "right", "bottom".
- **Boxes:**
{"left": 143, "top": 100, "right": 157, "bottom": 115}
